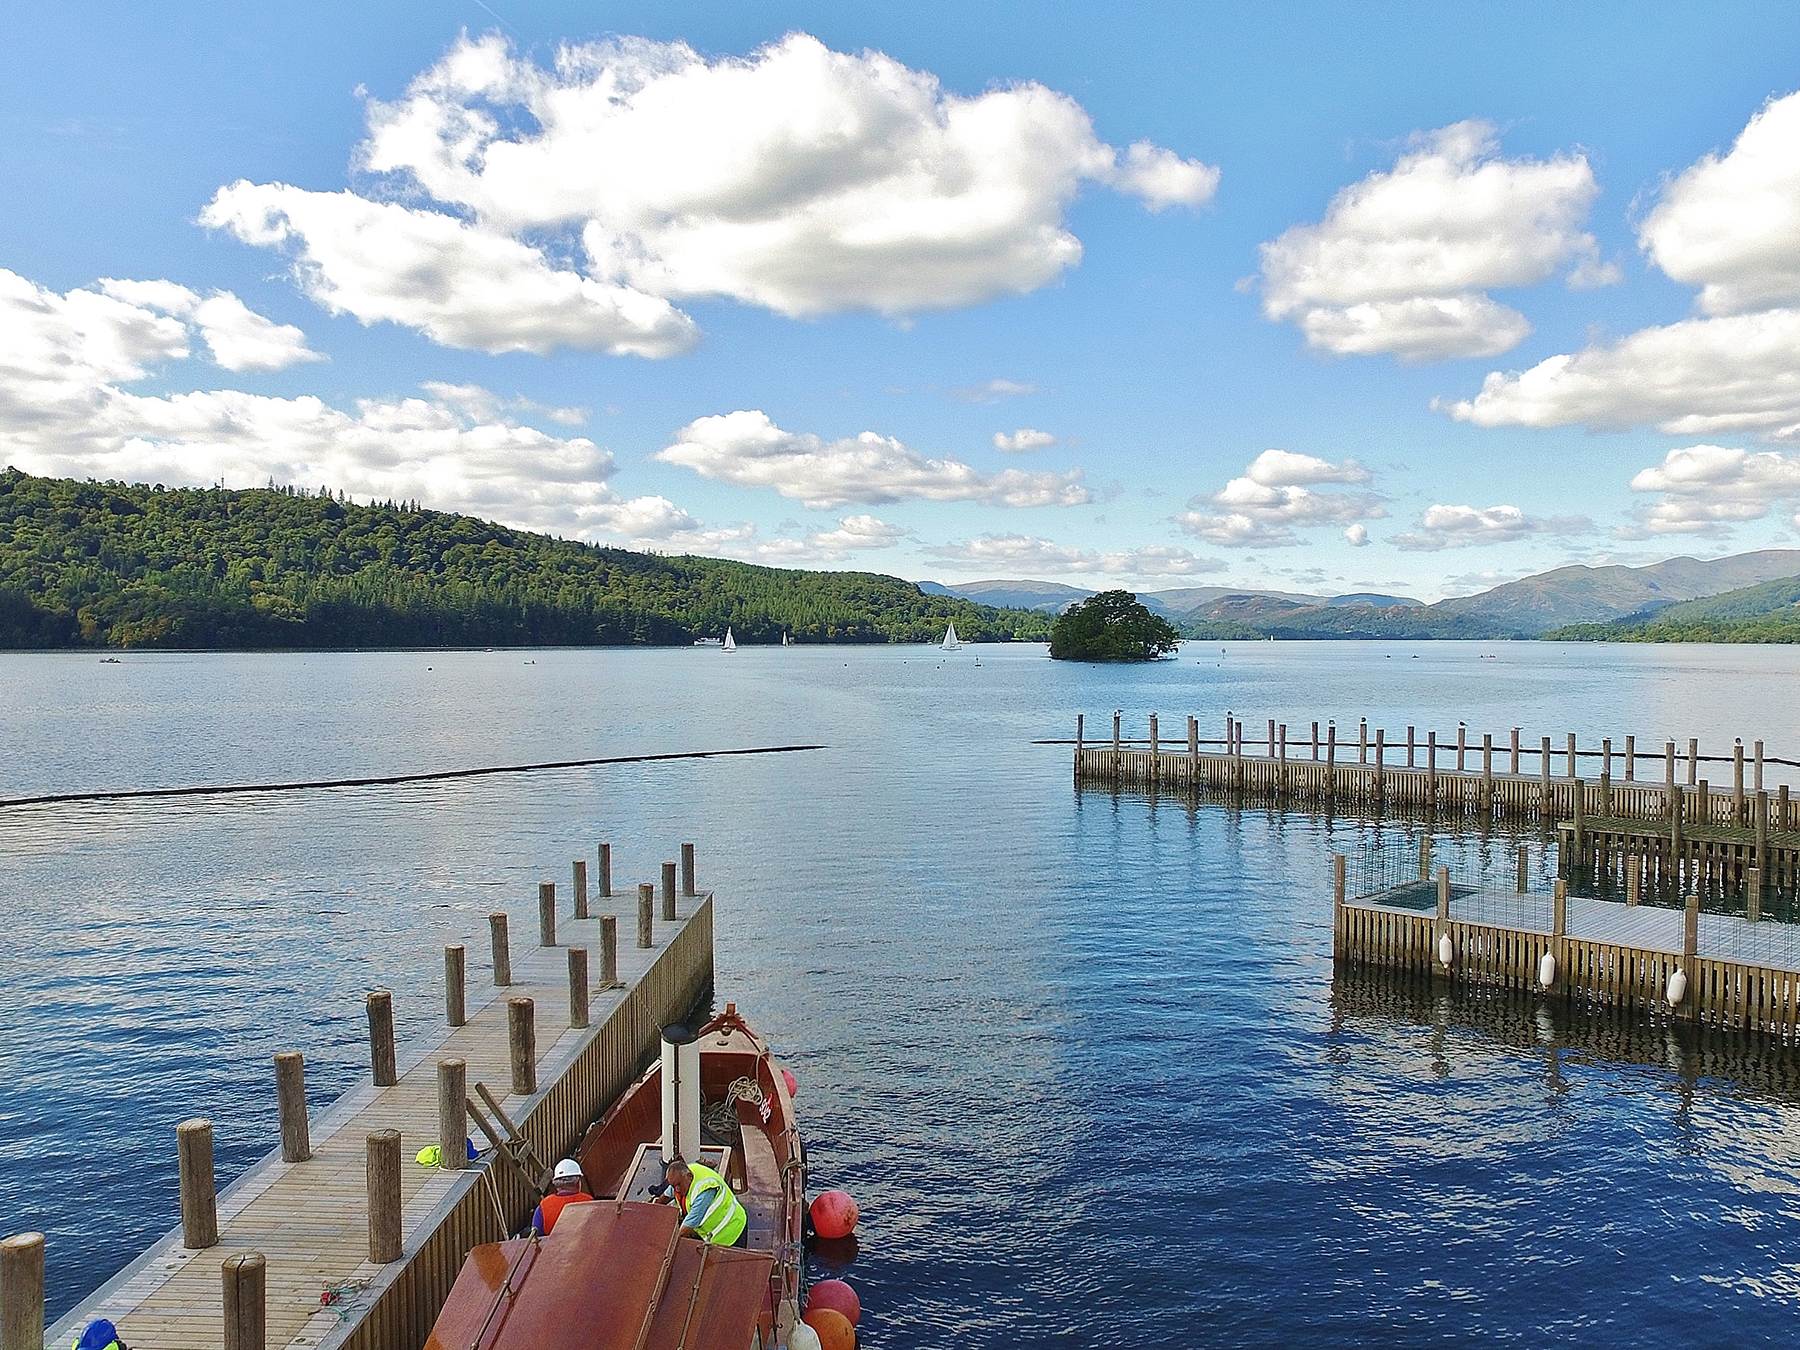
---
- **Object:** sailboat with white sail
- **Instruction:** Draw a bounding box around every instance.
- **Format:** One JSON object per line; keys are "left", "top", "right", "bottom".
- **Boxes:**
{"left": 723, "top": 627, "right": 737, "bottom": 652}
{"left": 940, "top": 622, "right": 960, "bottom": 652}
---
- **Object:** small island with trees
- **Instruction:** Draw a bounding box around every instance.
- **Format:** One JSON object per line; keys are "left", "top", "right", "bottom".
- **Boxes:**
{"left": 1049, "top": 590, "right": 1181, "bottom": 661}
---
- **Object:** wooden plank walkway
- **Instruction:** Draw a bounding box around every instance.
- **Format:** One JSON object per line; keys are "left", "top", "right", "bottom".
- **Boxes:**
{"left": 1358, "top": 888, "right": 1800, "bottom": 975}
{"left": 48, "top": 893, "right": 709, "bottom": 1350}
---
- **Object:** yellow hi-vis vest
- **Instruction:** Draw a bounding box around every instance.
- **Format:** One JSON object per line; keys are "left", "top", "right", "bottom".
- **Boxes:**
{"left": 685, "top": 1162, "right": 747, "bottom": 1246}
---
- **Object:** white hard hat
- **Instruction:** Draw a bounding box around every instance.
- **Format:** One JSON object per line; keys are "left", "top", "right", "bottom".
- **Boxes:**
{"left": 552, "top": 1159, "right": 583, "bottom": 1183}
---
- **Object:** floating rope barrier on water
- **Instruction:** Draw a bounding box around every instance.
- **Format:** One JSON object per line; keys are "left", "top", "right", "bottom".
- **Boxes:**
{"left": 0, "top": 743, "right": 827, "bottom": 809}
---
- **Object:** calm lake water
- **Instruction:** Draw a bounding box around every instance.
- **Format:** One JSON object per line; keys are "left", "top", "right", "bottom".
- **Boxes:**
{"left": 7, "top": 640, "right": 1800, "bottom": 1345}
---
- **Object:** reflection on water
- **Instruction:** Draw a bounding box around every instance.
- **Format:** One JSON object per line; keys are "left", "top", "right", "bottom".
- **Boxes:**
{"left": 8, "top": 642, "right": 1800, "bottom": 1343}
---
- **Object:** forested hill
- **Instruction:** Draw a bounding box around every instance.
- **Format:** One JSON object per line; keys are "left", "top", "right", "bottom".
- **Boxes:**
{"left": 0, "top": 470, "right": 1051, "bottom": 649}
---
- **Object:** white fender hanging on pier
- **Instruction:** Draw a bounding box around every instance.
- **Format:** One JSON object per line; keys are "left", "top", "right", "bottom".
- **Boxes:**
{"left": 1537, "top": 950, "right": 1557, "bottom": 989}
{"left": 1666, "top": 968, "right": 1688, "bottom": 1008}
{"left": 1437, "top": 931, "right": 1454, "bottom": 968}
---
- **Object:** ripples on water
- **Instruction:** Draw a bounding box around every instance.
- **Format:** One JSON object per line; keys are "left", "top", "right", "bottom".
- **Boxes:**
{"left": 6, "top": 642, "right": 1800, "bottom": 1343}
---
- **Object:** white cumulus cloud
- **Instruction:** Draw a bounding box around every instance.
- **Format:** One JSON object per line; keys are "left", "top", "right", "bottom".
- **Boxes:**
{"left": 1640, "top": 91, "right": 1800, "bottom": 316}
{"left": 1391, "top": 503, "right": 1592, "bottom": 551}
{"left": 206, "top": 33, "right": 1216, "bottom": 355}
{"left": 1344, "top": 523, "right": 1370, "bottom": 546}
{"left": 93, "top": 277, "right": 325, "bottom": 372}
{"left": 1445, "top": 91, "right": 1800, "bottom": 441}
{"left": 1175, "top": 449, "right": 1382, "bottom": 547}
{"left": 656, "top": 410, "right": 1090, "bottom": 510}
{"left": 0, "top": 265, "right": 677, "bottom": 538}
{"left": 993, "top": 428, "right": 1057, "bottom": 452}
{"left": 925, "top": 533, "right": 1224, "bottom": 578}
{"left": 1259, "top": 120, "right": 1609, "bottom": 361}
{"left": 1622, "top": 444, "right": 1800, "bottom": 536}
{"left": 202, "top": 183, "right": 698, "bottom": 358}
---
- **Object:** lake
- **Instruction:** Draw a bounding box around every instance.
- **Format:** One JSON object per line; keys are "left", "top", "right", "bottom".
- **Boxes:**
{"left": 6, "top": 640, "right": 1800, "bottom": 1345}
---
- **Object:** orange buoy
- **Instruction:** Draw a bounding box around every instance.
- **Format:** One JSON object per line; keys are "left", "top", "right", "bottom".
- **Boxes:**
{"left": 782, "top": 1068, "right": 799, "bottom": 1098}
{"left": 802, "top": 1307, "right": 854, "bottom": 1350}
{"left": 810, "top": 1190, "right": 859, "bottom": 1240}
{"left": 806, "top": 1278, "right": 861, "bottom": 1326}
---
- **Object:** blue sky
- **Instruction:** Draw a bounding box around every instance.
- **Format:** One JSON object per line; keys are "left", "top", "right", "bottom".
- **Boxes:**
{"left": 5, "top": 1, "right": 1800, "bottom": 599}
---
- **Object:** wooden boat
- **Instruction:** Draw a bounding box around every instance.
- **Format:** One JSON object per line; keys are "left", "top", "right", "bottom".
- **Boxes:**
{"left": 425, "top": 1005, "right": 805, "bottom": 1350}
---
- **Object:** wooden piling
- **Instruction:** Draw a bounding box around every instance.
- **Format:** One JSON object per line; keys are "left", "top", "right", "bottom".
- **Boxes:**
{"left": 444, "top": 945, "right": 466, "bottom": 1027}
{"left": 1436, "top": 865, "right": 1450, "bottom": 920}
{"left": 1076, "top": 713, "right": 1084, "bottom": 756}
{"left": 1749, "top": 867, "right": 1764, "bottom": 923}
{"left": 1688, "top": 737, "right": 1698, "bottom": 787}
{"left": 489, "top": 913, "right": 511, "bottom": 987}
{"left": 1481, "top": 734, "right": 1493, "bottom": 812}
{"left": 1375, "top": 728, "right": 1386, "bottom": 799}
{"left": 1735, "top": 741, "right": 1747, "bottom": 825}
{"left": 274, "top": 1051, "right": 309, "bottom": 1164}
{"left": 1625, "top": 734, "right": 1635, "bottom": 781}
{"left": 568, "top": 948, "right": 590, "bottom": 1029}
{"left": 1783, "top": 784, "right": 1792, "bottom": 834}
{"left": 1603, "top": 737, "right": 1613, "bottom": 778}
{"left": 1326, "top": 725, "right": 1337, "bottom": 798}
{"left": 365, "top": 990, "right": 397, "bottom": 1088}
{"left": 681, "top": 843, "right": 696, "bottom": 898}
{"left": 598, "top": 842, "right": 613, "bottom": 899}
{"left": 1407, "top": 725, "right": 1416, "bottom": 768}
{"left": 1566, "top": 733, "right": 1577, "bottom": 778}
{"left": 661, "top": 862, "right": 677, "bottom": 919}
{"left": 1572, "top": 781, "right": 1586, "bottom": 866}
{"left": 1360, "top": 718, "right": 1369, "bottom": 765}
{"left": 1684, "top": 894, "right": 1700, "bottom": 963}
{"left": 1457, "top": 725, "right": 1466, "bottom": 772}
{"left": 221, "top": 1251, "right": 266, "bottom": 1350}
{"left": 1516, "top": 845, "right": 1527, "bottom": 894}
{"left": 1756, "top": 740, "right": 1765, "bottom": 792}
{"left": 1311, "top": 721, "right": 1319, "bottom": 762}
{"left": 1332, "top": 855, "right": 1346, "bottom": 946}
{"left": 600, "top": 914, "right": 619, "bottom": 985}
{"left": 1553, "top": 879, "right": 1567, "bottom": 937}
{"left": 1671, "top": 781, "right": 1685, "bottom": 890}
{"left": 1187, "top": 716, "right": 1198, "bottom": 764}
{"left": 1, "top": 1232, "right": 44, "bottom": 1350}
{"left": 1510, "top": 727, "right": 1520, "bottom": 776}
{"left": 538, "top": 882, "right": 557, "bottom": 948}
{"left": 437, "top": 1058, "right": 467, "bottom": 1172}
{"left": 507, "top": 998, "right": 536, "bottom": 1096}
{"left": 637, "top": 884, "right": 654, "bottom": 948}
{"left": 1427, "top": 731, "right": 1439, "bottom": 809}
{"left": 1419, "top": 835, "right": 1432, "bottom": 882}
{"left": 1626, "top": 855, "right": 1641, "bottom": 906}
{"left": 1540, "top": 736, "right": 1552, "bottom": 817}
{"left": 178, "top": 1118, "right": 219, "bottom": 1249}
{"left": 573, "top": 860, "right": 589, "bottom": 920}
{"left": 1148, "top": 713, "right": 1159, "bottom": 767}
{"left": 366, "top": 1130, "right": 402, "bottom": 1263}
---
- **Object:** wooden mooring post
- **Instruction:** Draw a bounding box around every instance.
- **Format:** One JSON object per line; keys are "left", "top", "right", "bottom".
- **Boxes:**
{"left": 221, "top": 1251, "right": 266, "bottom": 1350}
{"left": 366, "top": 990, "right": 397, "bottom": 1087}
{"left": 638, "top": 884, "right": 655, "bottom": 946}
{"left": 598, "top": 842, "right": 613, "bottom": 899}
{"left": 538, "top": 881, "right": 558, "bottom": 947}
{"left": 445, "top": 944, "right": 466, "bottom": 1027}
{"left": 682, "top": 843, "right": 697, "bottom": 898}
{"left": 508, "top": 998, "right": 537, "bottom": 1096}
{"left": 661, "top": 862, "right": 678, "bottom": 919}
{"left": 178, "top": 1118, "right": 219, "bottom": 1249}
{"left": 573, "top": 860, "right": 588, "bottom": 919}
{"left": 438, "top": 1058, "right": 467, "bottom": 1172}
{"left": 490, "top": 913, "right": 512, "bottom": 987}
{"left": 366, "top": 1130, "right": 402, "bottom": 1263}
{"left": 1, "top": 1232, "right": 44, "bottom": 1350}
{"left": 274, "top": 1051, "right": 309, "bottom": 1163}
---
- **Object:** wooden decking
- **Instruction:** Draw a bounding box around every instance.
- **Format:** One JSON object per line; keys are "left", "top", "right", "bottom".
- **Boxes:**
{"left": 49, "top": 892, "right": 713, "bottom": 1350}
{"left": 1357, "top": 887, "right": 1800, "bottom": 975}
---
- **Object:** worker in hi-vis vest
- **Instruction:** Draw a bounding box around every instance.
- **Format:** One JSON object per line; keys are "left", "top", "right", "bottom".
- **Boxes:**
{"left": 657, "top": 1158, "right": 748, "bottom": 1246}
{"left": 531, "top": 1159, "right": 595, "bottom": 1236}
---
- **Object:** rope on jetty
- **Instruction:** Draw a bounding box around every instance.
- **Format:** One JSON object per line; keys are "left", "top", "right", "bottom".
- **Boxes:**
{"left": 0, "top": 744, "right": 827, "bottom": 810}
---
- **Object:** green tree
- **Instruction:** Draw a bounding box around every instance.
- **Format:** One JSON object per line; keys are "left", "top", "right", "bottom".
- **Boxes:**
{"left": 1049, "top": 590, "right": 1180, "bottom": 661}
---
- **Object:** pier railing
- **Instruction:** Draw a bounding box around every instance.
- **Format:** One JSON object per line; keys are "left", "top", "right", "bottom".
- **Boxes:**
{"left": 1073, "top": 713, "right": 1799, "bottom": 830}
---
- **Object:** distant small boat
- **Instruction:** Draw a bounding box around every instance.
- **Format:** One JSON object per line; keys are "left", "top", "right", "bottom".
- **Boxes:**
{"left": 941, "top": 622, "right": 961, "bottom": 652}
{"left": 724, "top": 628, "right": 737, "bottom": 652}
{"left": 99, "top": 657, "right": 121, "bottom": 664}
{"left": 782, "top": 631, "right": 791, "bottom": 646}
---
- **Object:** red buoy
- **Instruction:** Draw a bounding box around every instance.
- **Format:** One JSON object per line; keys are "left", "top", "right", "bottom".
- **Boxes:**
{"left": 806, "top": 1278, "right": 861, "bottom": 1326}
{"left": 810, "top": 1190, "right": 859, "bottom": 1240}
{"left": 802, "top": 1307, "right": 854, "bottom": 1350}
{"left": 781, "top": 1067, "right": 799, "bottom": 1098}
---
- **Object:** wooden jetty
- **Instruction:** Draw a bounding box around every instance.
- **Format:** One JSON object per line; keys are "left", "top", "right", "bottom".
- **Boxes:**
{"left": 1333, "top": 855, "right": 1800, "bottom": 1040}
{"left": 7, "top": 842, "right": 714, "bottom": 1350}
{"left": 1075, "top": 712, "right": 1796, "bottom": 826}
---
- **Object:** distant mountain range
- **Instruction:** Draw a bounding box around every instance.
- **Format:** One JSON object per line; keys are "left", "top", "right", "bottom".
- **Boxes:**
{"left": 923, "top": 549, "right": 1800, "bottom": 639}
